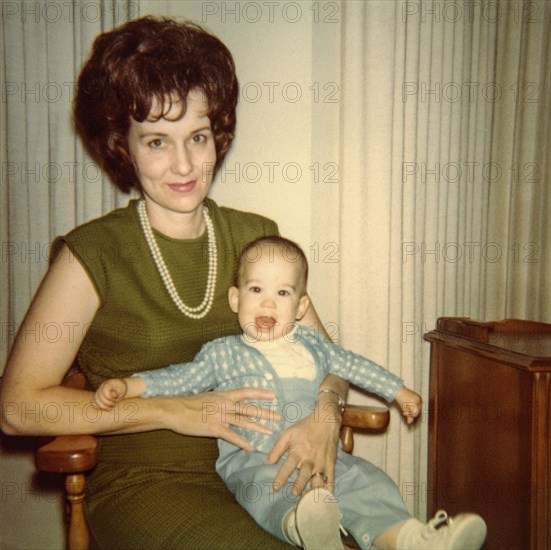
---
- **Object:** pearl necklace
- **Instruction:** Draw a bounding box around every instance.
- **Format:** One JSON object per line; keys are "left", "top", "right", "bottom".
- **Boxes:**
{"left": 137, "top": 200, "right": 217, "bottom": 319}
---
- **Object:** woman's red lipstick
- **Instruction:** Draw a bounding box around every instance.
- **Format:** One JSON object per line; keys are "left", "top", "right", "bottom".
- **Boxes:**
{"left": 168, "top": 181, "right": 196, "bottom": 192}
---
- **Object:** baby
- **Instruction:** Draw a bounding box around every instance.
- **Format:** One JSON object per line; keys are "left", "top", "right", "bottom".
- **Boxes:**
{"left": 94, "top": 236, "right": 486, "bottom": 550}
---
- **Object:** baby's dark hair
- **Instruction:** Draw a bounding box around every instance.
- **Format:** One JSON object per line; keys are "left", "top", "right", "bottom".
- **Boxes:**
{"left": 234, "top": 236, "right": 309, "bottom": 295}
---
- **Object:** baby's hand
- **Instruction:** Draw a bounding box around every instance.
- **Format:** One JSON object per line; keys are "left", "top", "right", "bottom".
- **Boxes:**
{"left": 394, "top": 386, "right": 422, "bottom": 425}
{"left": 93, "top": 378, "right": 128, "bottom": 410}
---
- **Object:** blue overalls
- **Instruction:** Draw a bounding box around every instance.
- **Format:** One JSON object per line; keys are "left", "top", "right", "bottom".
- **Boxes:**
{"left": 216, "top": 378, "right": 411, "bottom": 548}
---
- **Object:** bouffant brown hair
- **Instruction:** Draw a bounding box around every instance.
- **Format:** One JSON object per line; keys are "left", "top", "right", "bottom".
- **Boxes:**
{"left": 74, "top": 16, "right": 239, "bottom": 192}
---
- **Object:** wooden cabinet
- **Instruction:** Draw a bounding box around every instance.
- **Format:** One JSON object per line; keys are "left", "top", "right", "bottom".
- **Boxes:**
{"left": 424, "top": 318, "right": 551, "bottom": 550}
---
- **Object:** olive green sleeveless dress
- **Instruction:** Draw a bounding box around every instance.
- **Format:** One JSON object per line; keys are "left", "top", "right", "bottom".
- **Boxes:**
{"left": 53, "top": 198, "right": 290, "bottom": 549}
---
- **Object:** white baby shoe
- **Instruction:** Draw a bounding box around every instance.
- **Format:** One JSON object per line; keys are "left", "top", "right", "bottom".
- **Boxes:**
{"left": 396, "top": 510, "right": 487, "bottom": 549}
{"left": 284, "top": 487, "right": 344, "bottom": 549}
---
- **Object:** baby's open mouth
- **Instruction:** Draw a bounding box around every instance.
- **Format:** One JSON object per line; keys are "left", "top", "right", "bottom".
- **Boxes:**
{"left": 255, "top": 316, "right": 277, "bottom": 330}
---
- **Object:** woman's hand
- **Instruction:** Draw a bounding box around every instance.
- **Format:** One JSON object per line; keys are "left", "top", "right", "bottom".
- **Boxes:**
{"left": 264, "top": 390, "right": 342, "bottom": 496}
{"left": 157, "top": 388, "right": 281, "bottom": 452}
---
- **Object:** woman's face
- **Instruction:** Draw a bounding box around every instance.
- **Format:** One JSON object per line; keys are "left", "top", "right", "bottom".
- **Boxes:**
{"left": 127, "top": 89, "right": 216, "bottom": 231}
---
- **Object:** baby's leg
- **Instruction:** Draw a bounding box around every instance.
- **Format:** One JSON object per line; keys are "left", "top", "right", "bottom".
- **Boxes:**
{"left": 223, "top": 455, "right": 300, "bottom": 543}
{"left": 332, "top": 452, "right": 411, "bottom": 549}
{"left": 333, "top": 453, "right": 486, "bottom": 549}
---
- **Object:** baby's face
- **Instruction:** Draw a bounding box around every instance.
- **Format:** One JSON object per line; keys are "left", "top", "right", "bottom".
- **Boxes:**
{"left": 228, "top": 250, "right": 309, "bottom": 342}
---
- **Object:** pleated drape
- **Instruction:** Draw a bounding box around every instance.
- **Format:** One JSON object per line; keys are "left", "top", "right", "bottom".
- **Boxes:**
{"left": 317, "top": 0, "right": 550, "bottom": 519}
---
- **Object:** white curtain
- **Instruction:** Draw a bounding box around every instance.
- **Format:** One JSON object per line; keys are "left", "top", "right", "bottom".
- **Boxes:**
{"left": 1, "top": 1, "right": 139, "bottom": 368}
{"left": 312, "top": 0, "right": 550, "bottom": 519}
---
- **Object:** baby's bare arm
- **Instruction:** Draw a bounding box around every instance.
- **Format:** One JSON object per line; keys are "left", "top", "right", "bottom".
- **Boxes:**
{"left": 394, "top": 386, "right": 422, "bottom": 424}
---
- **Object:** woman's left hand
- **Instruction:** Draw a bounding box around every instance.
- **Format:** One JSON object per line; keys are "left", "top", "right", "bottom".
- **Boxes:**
{"left": 264, "top": 391, "right": 342, "bottom": 496}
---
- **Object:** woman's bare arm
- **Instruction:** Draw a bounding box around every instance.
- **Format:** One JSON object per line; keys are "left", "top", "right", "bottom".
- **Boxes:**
{"left": 299, "top": 297, "right": 350, "bottom": 402}
{"left": 0, "top": 245, "right": 278, "bottom": 449}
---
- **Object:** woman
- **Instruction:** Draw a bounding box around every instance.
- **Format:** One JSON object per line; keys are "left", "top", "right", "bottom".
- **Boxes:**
{"left": 0, "top": 16, "right": 347, "bottom": 548}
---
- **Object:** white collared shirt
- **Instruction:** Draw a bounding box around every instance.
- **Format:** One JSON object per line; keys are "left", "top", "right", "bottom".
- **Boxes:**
{"left": 247, "top": 326, "right": 316, "bottom": 380}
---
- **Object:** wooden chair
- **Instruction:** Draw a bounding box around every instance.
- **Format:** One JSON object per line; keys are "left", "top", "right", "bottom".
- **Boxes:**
{"left": 36, "top": 372, "right": 390, "bottom": 550}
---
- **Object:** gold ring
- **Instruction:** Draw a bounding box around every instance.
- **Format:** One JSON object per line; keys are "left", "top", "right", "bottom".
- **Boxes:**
{"left": 310, "top": 472, "right": 328, "bottom": 482}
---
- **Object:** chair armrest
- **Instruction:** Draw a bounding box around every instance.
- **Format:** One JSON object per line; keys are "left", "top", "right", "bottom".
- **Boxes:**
{"left": 36, "top": 434, "right": 98, "bottom": 473}
{"left": 35, "top": 370, "right": 98, "bottom": 474}
{"left": 340, "top": 405, "right": 390, "bottom": 454}
{"left": 342, "top": 405, "right": 390, "bottom": 430}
